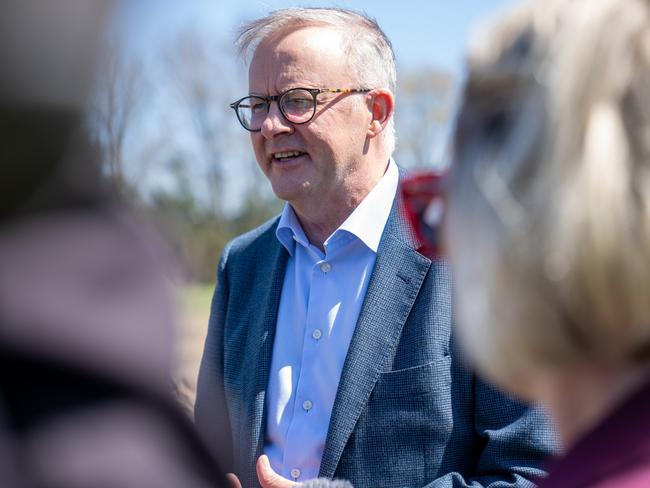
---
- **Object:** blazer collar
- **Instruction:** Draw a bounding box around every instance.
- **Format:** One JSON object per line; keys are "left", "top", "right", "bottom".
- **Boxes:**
{"left": 319, "top": 191, "right": 432, "bottom": 477}
{"left": 237, "top": 220, "right": 289, "bottom": 487}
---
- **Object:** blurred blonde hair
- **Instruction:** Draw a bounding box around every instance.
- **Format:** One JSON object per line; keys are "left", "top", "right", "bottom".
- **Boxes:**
{"left": 448, "top": 0, "right": 650, "bottom": 391}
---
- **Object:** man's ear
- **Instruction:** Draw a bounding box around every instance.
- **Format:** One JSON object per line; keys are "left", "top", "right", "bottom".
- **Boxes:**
{"left": 366, "top": 89, "right": 395, "bottom": 138}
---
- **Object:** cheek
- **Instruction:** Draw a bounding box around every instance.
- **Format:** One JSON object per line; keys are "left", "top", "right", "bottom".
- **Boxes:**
{"left": 302, "top": 125, "right": 336, "bottom": 157}
{"left": 312, "top": 110, "right": 367, "bottom": 155}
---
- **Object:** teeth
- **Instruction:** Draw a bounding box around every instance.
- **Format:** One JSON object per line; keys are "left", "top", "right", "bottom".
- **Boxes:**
{"left": 274, "top": 151, "right": 302, "bottom": 159}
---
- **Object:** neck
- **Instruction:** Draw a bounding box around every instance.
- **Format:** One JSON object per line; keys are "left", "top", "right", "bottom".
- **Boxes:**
{"left": 291, "top": 194, "right": 361, "bottom": 250}
{"left": 538, "top": 363, "right": 650, "bottom": 449}
{"left": 291, "top": 156, "right": 390, "bottom": 250}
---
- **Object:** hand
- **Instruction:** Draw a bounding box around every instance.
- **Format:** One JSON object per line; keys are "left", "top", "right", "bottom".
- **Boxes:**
{"left": 226, "top": 473, "right": 242, "bottom": 488}
{"left": 256, "top": 455, "right": 298, "bottom": 488}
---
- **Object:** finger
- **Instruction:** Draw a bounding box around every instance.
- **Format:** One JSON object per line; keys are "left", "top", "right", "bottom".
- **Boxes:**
{"left": 226, "top": 472, "right": 242, "bottom": 488}
{"left": 256, "top": 455, "right": 296, "bottom": 488}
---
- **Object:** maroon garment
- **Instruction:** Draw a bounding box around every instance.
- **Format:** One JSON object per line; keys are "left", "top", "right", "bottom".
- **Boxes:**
{"left": 539, "top": 380, "right": 650, "bottom": 488}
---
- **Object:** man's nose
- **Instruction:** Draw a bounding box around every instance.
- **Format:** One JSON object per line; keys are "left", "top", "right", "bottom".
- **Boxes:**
{"left": 260, "top": 102, "right": 293, "bottom": 139}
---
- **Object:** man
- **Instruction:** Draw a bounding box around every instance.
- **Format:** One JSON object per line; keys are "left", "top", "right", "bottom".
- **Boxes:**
{"left": 195, "top": 8, "right": 557, "bottom": 488}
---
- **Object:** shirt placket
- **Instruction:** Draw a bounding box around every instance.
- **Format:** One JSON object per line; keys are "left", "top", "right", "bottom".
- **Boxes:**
{"left": 282, "top": 248, "right": 334, "bottom": 482}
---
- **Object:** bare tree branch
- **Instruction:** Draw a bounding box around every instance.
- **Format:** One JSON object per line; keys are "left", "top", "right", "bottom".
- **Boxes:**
{"left": 395, "top": 67, "right": 455, "bottom": 169}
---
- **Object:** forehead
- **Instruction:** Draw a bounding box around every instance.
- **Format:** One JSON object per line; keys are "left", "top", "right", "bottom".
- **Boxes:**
{"left": 248, "top": 25, "right": 350, "bottom": 92}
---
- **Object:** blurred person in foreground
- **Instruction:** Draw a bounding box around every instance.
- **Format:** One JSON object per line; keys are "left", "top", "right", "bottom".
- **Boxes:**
{"left": 0, "top": 1, "right": 229, "bottom": 486}
{"left": 437, "top": 0, "right": 650, "bottom": 486}
{"left": 195, "top": 7, "right": 557, "bottom": 488}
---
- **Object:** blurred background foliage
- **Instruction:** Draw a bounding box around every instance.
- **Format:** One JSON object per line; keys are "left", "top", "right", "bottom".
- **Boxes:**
{"left": 87, "top": 28, "right": 456, "bottom": 285}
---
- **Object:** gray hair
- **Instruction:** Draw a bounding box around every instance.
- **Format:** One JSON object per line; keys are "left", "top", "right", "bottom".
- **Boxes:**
{"left": 448, "top": 0, "right": 650, "bottom": 390}
{"left": 235, "top": 7, "right": 396, "bottom": 153}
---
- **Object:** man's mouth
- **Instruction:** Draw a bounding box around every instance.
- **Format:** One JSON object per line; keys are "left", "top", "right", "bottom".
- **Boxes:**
{"left": 272, "top": 151, "right": 306, "bottom": 162}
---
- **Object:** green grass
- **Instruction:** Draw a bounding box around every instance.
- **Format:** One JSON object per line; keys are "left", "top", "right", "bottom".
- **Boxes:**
{"left": 178, "top": 283, "right": 214, "bottom": 314}
{"left": 173, "top": 282, "right": 215, "bottom": 411}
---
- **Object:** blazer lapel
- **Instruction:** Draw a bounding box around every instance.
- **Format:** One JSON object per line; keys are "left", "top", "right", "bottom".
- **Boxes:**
{"left": 319, "top": 201, "right": 432, "bottom": 477}
{"left": 237, "top": 227, "right": 288, "bottom": 484}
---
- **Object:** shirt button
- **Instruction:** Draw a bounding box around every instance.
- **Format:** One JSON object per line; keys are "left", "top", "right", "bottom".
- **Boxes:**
{"left": 312, "top": 329, "right": 322, "bottom": 340}
{"left": 302, "top": 400, "right": 313, "bottom": 411}
{"left": 320, "top": 262, "right": 331, "bottom": 273}
{"left": 290, "top": 468, "right": 301, "bottom": 479}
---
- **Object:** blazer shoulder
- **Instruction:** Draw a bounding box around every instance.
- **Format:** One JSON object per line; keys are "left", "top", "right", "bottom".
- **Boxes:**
{"left": 222, "top": 214, "right": 281, "bottom": 263}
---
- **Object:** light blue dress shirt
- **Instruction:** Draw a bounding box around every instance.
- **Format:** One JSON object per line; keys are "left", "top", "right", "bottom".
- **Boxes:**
{"left": 264, "top": 159, "right": 399, "bottom": 482}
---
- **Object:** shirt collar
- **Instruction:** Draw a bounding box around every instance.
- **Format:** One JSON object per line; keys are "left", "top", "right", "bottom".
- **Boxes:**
{"left": 275, "top": 158, "right": 399, "bottom": 255}
{"left": 276, "top": 203, "right": 307, "bottom": 256}
{"left": 335, "top": 158, "right": 398, "bottom": 253}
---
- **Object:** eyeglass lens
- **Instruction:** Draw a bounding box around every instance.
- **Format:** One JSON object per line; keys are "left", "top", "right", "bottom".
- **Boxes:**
{"left": 236, "top": 88, "right": 316, "bottom": 130}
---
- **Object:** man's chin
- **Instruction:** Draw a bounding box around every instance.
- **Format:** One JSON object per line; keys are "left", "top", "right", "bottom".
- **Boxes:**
{"left": 270, "top": 181, "right": 312, "bottom": 205}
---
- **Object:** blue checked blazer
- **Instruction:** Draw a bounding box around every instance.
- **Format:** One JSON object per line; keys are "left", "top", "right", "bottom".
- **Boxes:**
{"left": 195, "top": 195, "right": 558, "bottom": 488}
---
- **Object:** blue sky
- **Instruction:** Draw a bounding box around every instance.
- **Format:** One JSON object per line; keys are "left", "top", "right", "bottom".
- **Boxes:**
{"left": 116, "top": 0, "right": 521, "bottom": 76}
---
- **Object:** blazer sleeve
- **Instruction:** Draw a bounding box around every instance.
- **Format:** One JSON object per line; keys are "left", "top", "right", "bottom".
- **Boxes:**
{"left": 194, "top": 245, "right": 235, "bottom": 472}
{"left": 422, "top": 377, "right": 559, "bottom": 488}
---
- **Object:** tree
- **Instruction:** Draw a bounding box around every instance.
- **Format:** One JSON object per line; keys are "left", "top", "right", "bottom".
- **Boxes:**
{"left": 89, "top": 41, "right": 148, "bottom": 190}
{"left": 163, "top": 29, "right": 254, "bottom": 218}
{"left": 395, "top": 67, "right": 455, "bottom": 169}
